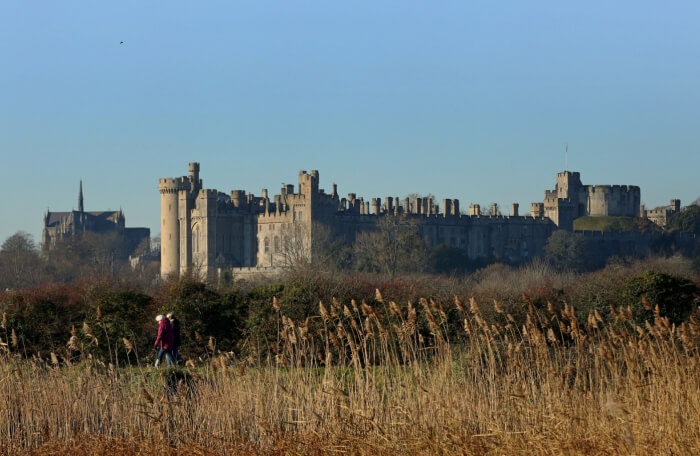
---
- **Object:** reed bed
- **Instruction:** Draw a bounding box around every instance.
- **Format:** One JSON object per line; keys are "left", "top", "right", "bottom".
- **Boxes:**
{"left": 1, "top": 293, "right": 699, "bottom": 455}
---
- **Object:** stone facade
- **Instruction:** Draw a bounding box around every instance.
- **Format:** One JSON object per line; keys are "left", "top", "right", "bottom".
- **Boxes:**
{"left": 544, "top": 171, "right": 640, "bottom": 230}
{"left": 42, "top": 181, "right": 150, "bottom": 253}
{"left": 159, "top": 163, "right": 557, "bottom": 278}
{"left": 643, "top": 200, "right": 681, "bottom": 228}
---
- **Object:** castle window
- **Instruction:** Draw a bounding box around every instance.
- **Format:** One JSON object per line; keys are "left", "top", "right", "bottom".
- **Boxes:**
{"left": 274, "top": 236, "right": 280, "bottom": 252}
{"left": 264, "top": 237, "right": 270, "bottom": 253}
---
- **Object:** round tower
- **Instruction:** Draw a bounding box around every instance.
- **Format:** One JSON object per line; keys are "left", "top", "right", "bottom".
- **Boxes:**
{"left": 158, "top": 177, "right": 186, "bottom": 277}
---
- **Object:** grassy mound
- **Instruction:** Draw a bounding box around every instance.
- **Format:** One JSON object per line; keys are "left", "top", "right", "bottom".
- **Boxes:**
{"left": 573, "top": 216, "right": 639, "bottom": 232}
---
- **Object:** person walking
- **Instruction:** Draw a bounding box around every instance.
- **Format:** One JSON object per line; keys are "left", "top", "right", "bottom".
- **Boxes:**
{"left": 154, "top": 314, "right": 175, "bottom": 367}
{"left": 167, "top": 312, "right": 183, "bottom": 364}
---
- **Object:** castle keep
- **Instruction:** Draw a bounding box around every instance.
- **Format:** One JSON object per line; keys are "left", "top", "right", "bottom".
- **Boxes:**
{"left": 543, "top": 171, "right": 640, "bottom": 230}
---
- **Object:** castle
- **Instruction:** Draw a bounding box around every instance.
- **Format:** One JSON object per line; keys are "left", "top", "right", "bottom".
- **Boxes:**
{"left": 643, "top": 199, "right": 681, "bottom": 228}
{"left": 160, "top": 163, "right": 649, "bottom": 279}
{"left": 540, "top": 171, "right": 641, "bottom": 230}
{"left": 42, "top": 181, "right": 150, "bottom": 254}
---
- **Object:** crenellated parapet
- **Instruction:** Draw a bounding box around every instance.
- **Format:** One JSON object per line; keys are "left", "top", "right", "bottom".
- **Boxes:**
{"left": 158, "top": 177, "right": 190, "bottom": 194}
{"left": 530, "top": 202, "right": 544, "bottom": 218}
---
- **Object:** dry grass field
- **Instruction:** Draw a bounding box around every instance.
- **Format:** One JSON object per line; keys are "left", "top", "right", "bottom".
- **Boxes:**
{"left": 1, "top": 292, "right": 699, "bottom": 455}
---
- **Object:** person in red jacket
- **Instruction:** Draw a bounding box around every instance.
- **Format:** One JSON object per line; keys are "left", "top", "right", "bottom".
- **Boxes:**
{"left": 154, "top": 314, "right": 175, "bottom": 367}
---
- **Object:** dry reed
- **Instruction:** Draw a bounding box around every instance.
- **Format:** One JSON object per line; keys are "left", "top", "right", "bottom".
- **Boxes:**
{"left": 1, "top": 291, "right": 698, "bottom": 456}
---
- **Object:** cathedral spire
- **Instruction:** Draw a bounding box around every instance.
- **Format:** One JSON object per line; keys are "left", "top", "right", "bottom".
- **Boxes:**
{"left": 78, "top": 180, "right": 84, "bottom": 213}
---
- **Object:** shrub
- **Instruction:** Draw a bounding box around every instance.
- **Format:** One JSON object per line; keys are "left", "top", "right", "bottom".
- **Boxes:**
{"left": 622, "top": 270, "right": 698, "bottom": 324}
{"left": 153, "top": 279, "right": 245, "bottom": 357}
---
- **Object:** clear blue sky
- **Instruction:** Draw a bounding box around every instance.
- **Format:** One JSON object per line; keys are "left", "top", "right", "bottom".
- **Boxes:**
{"left": 1, "top": 1, "right": 698, "bottom": 244}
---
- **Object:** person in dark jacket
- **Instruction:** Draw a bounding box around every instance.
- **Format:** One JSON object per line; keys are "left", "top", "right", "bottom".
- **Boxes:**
{"left": 154, "top": 314, "right": 174, "bottom": 367}
{"left": 167, "top": 312, "right": 183, "bottom": 364}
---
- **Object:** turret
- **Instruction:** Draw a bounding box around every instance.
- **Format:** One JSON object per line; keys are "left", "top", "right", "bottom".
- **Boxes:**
{"left": 230, "top": 190, "right": 246, "bottom": 209}
{"left": 188, "top": 162, "right": 201, "bottom": 192}
{"left": 372, "top": 198, "right": 381, "bottom": 215}
{"left": 555, "top": 171, "right": 582, "bottom": 200}
{"left": 671, "top": 199, "right": 681, "bottom": 213}
{"left": 298, "top": 170, "right": 320, "bottom": 197}
{"left": 530, "top": 202, "right": 544, "bottom": 218}
{"left": 159, "top": 172, "right": 190, "bottom": 278}
{"left": 78, "top": 180, "right": 84, "bottom": 213}
{"left": 443, "top": 199, "right": 452, "bottom": 217}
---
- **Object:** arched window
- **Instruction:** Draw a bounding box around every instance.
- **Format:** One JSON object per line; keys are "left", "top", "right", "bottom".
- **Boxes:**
{"left": 274, "top": 236, "right": 280, "bottom": 252}
{"left": 264, "top": 237, "right": 270, "bottom": 254}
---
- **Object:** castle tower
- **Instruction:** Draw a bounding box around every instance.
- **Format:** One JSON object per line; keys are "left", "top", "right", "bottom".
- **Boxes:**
{"left": 188, "top": 162, "right": 201, "bottom": 192}
{"left": 159, "top": 178, "right": 183, "bottom": 277}
{"left": 298, "top": 169, "right": 319, "bottom": 198}
{"left": 159, "top": 164, "right": 199, "bottom": 278}
{"left": 671, "top": 199, "right": 681, "bottom": 213}
{"left": 78, "top": 180, "right": 84, "bottom": 213}
{"left": 530, "top": 203, "right": 544, "bottom": 218}
{"left": 555, "top": 171, "right": 582, "bottom": 199}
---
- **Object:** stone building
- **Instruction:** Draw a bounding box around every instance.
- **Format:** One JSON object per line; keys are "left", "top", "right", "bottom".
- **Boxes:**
{"left": 159, "top": 163, "right": 556, "bottom": 278}
{"left": 42, "top": 181, "right": 150, "bottom": 254}
{"left": 543, "top": 171, "right": 640, "bottom": 230}
{"left": 643, "top": 199, "right": 681, "bottom": 228}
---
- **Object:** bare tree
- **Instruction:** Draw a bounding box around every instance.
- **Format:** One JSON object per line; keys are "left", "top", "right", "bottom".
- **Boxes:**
{"left": 276, "top": 221, "right": 312, "bottom": 269}
{"left": 44, "top": 232, "right": 127, "bottom": 281}
{"left": 353, "top": 214, "right": 428, "bottom": 277}
{"left": 0, "top": 231, "right": 42, "bottom": 289}
{"left": 274, "top": 221, "right": 348, "bottom": 272}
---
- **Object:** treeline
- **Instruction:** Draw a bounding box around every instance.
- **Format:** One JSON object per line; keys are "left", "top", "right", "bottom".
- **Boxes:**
{"left": 1, "top": 255, "right": 697, "bottom": 365}
{"left": 0, "top": 231, "right": 157, "bottom": 291}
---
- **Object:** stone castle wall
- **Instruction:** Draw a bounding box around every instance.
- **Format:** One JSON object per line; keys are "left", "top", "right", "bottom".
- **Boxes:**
{"left": 159, "top": 164, "right": 683, "bottom": 280}
{"left": 159, "top": 163, "right": 556, "bottom": 278}
{"left": 643, "top": 199, "right": 681, "bottom": 228}
{"left": 586, "top": 185, "right": 640, "bottom": 217}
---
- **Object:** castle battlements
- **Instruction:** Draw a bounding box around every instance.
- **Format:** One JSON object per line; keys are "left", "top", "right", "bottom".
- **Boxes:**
{"left": 161, "top": 163, "right": 657, "bottom": 279}
{"left": 586, "top": 184, "right": 640, "bottom": 192}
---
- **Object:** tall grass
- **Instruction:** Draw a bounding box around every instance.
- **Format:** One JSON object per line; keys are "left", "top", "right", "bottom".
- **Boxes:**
{"left": 1, "top": 291, "right": 699, "bottom": 455}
